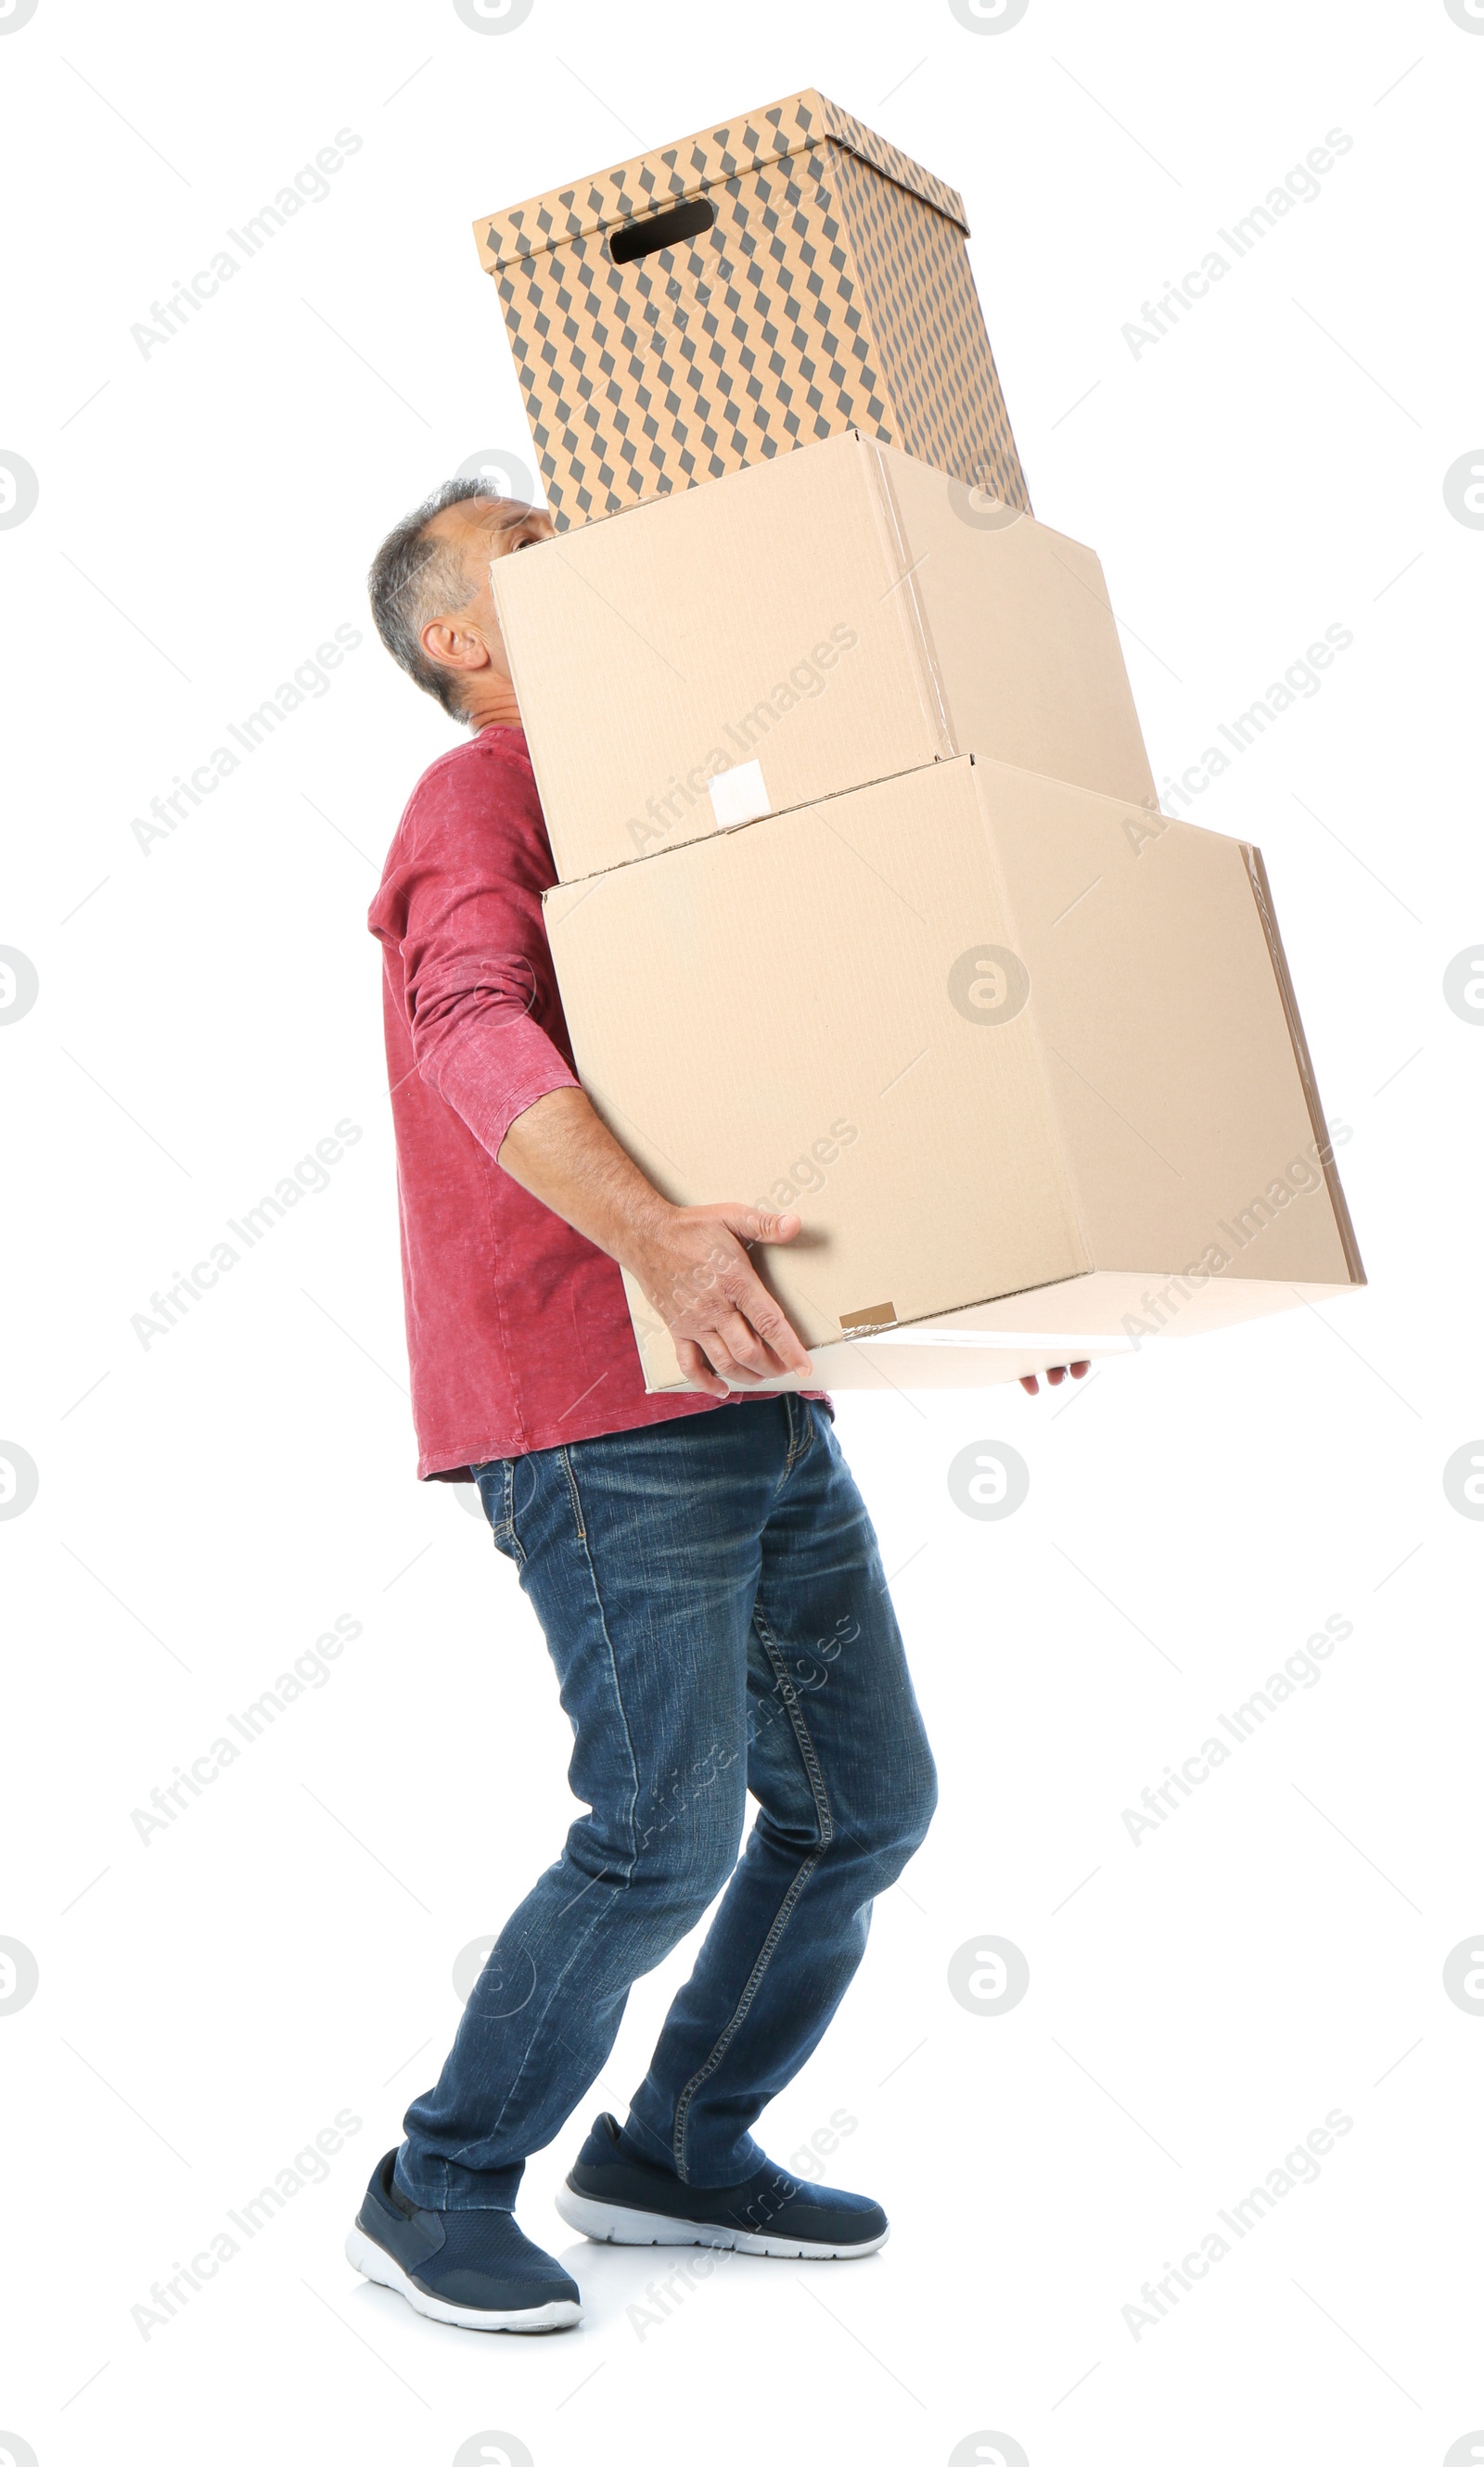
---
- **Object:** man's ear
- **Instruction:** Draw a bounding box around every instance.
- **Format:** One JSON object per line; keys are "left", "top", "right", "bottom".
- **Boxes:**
{"left": 419, "top": 618, "right": 492, "bottom": 679}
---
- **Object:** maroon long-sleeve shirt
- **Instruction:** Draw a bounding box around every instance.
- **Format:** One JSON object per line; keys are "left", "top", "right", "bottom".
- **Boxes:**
{"left": 369, "top": 722, "right": 766, "bottom": 1479}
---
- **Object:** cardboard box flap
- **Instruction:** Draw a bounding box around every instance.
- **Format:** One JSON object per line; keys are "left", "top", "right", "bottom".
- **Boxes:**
{"left": 475, "top": 87, "right": 967, "bottom": 275}
{"left": 813, "top": 93, "right": 968, "bottom": 230}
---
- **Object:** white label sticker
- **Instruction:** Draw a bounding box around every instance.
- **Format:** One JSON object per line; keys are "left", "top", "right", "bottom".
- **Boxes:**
{"left": 708, "top": 759, "right": 771, "bottom": 830}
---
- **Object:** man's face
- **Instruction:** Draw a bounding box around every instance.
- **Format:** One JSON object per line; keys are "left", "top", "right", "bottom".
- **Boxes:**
{"left": 419, "top": 493, "right": 555, "bottom": 696}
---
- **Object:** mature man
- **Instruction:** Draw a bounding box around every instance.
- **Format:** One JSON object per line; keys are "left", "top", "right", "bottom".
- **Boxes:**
{"left": 348, "top": 477, "right": 1084, "bottom": 2334}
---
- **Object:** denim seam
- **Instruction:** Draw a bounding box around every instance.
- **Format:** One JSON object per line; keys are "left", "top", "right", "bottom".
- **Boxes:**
{"left": 752, "top": 1606, "right": 834, "bottom": 1826}
{"left": 556, "top": 1444, "right": 588, "bottom": 1541}
{"left": 501, "top": 1458, "right": 526, "bottom": 1566}
{"left": 480, "top": 1872, "right": 627, "bottom": 2152}
{"left": 779, "top": 1394, "right": 816, "bottom": 1485}
{"left": 669, "top": 1612, "right": 835, "bottom": 2180}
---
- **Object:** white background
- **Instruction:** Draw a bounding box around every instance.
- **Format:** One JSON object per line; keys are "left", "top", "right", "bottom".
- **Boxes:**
{"left": 3, "top": 2, "right": 1481, "bottom": 2462}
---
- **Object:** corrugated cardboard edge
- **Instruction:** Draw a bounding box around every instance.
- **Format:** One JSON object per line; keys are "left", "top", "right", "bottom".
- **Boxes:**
{"left": 539, "top": 750, "right": 956, "bottom": 900}
{"left": 961, "top": 753, "right": 1097, "bottom": 1287}
{"left": 859, "top": 441, "right": 955, "bottom": 760}
{"left": 474, "top": 87, "right": 967, "bottom": 275}
{"left": 1241, "top": 842, "right": 1365, "bottom": 1287}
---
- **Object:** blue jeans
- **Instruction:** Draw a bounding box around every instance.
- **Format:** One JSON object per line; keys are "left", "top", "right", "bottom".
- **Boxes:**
{"left": 396, "top": 1396, "right": 937, "bottom": 2208}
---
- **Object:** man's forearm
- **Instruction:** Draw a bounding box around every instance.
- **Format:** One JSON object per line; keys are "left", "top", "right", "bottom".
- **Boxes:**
{"left": 496, "top": 1085, "right": 671, "bottom": 1266}
{"left": 495, "top": 1085, "right": 812, "bottom": 1394}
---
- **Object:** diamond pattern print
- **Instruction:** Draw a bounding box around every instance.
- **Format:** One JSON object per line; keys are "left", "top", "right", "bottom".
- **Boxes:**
{"left": 475, "top": 88, "right": 1030, "bottom": 530}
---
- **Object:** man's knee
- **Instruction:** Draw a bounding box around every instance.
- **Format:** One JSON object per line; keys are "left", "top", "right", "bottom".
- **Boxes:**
{"left": 869, "top": 1748, "right": 939, "bottom": 1873}
{"left": 631, "top": 1811, "right": 741, "bottom": 1930}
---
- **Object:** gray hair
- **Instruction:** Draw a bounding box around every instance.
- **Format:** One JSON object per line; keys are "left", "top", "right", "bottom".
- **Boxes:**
{"left": 367, "top": 478, "right": 498, "bottom": 721}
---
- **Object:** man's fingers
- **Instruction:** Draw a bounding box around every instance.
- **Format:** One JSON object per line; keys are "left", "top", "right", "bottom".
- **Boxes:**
{"left": 753, "top": 1319, "right": 812, "bottom": 1375}
{"left": 674, "top": 1301, "right": 800, "bottom": 1389}
{"left": 674, "top": 1336, "right": 728, "bottom": 1397}
{"left": 727, "top": 1205, "right": 801, "bottom": 1247}
{"left": 723, "top": 1273, "right": 812, "bottom": 1374}
{"left": 675, "top": 1315, "right": 767, "bottom": 1387}
{"left": 1022, "top": 1359, "right": 1094, "bottom": 1397}
{"left": 701, "top": 1307, "right": 763, "bottom": 1376}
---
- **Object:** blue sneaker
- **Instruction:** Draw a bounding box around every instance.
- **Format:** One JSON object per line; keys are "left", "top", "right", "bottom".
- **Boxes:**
{"left": 346, "top": 2150, "right": 582, "bottom": 2332}
{"left": 555, "top": 2113, "right": 889, "bottom": 2259}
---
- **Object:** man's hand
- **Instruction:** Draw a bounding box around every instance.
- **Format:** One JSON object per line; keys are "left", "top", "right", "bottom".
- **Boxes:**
{"left": 625, "top": 1203, "right": 812, "bottom": 1397}
{"left": 496, "top": 1088, "right": 812, "bottom": 1395}
{"left": 500, "top": 1089, "right": 1085, "bottom": 1400}
{"left": 1019, "top": 1361, "right": 1092, "bottom": 1396}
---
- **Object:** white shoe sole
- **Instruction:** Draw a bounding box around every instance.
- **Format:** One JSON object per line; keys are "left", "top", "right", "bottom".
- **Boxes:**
{"left": 344, "top": 2224, "right": 582, "bottom": 2333}
{"left": 553, "top": 2182, "right": 888, "bottom": 2260}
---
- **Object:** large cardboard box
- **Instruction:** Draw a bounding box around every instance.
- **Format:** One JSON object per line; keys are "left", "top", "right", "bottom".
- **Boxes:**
{"left": 494, "top": 429, "right": 1156, "bottom": 884}
{"left": 474, "top": 89, "right": 1029, "bottom": 532}
{"left": 544, "top": 757, "right": 1363, "bottom": 1395}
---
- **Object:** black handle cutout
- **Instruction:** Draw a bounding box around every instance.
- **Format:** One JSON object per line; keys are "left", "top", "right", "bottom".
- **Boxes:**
{"left": 608, "top": 195, "right": 716, "bottom": 264}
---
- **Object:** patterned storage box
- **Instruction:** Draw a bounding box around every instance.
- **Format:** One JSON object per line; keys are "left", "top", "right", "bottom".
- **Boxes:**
{"left": 473, "top": 87, "right": 1030, "bottom": 530}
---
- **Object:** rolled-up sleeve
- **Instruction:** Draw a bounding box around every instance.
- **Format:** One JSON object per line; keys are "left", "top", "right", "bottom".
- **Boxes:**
{"left": 373, "top": 749, "right": 580, "bottom": 1162}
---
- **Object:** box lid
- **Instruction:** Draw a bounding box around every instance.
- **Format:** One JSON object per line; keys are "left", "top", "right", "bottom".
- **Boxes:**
{"left": 474, "top": 87, "right": 968, "bottom": 275}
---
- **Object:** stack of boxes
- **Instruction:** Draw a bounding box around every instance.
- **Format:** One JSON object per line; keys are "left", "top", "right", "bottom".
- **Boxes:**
{"left": 472, "top": 89, "right": 1362, "bottom": 1396}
